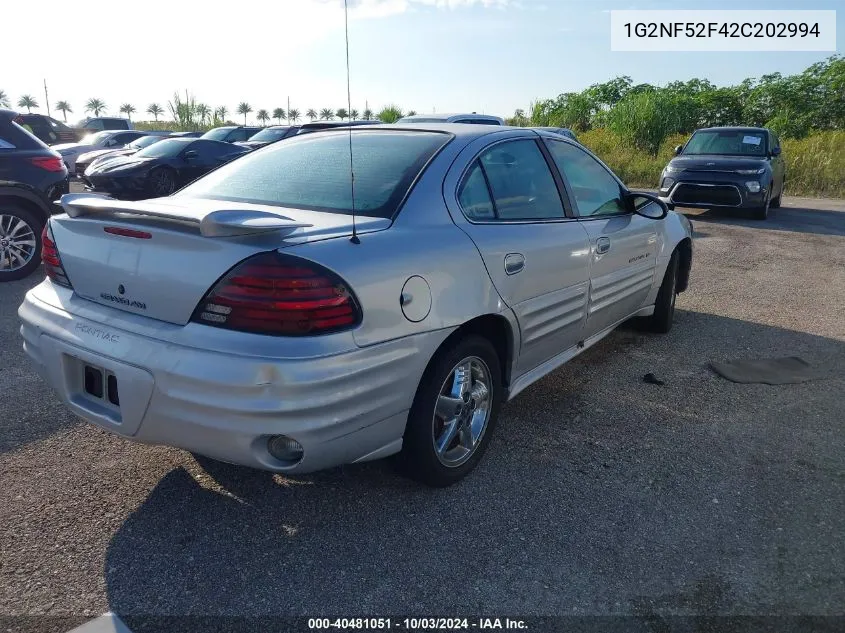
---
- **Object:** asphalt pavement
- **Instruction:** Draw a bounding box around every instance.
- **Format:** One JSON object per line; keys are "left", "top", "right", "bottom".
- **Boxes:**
{"left": 1, "top": 196, "right": 843, "bottom": 631}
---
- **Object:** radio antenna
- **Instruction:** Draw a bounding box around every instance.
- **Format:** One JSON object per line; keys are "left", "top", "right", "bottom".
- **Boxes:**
{"left": 344, "top": 0, "right": 360, "bottom": 245}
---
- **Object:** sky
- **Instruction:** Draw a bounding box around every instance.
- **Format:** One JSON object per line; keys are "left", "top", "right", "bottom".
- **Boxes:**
{"left": 3, "top": 0, "right": 842, "bottom": 124}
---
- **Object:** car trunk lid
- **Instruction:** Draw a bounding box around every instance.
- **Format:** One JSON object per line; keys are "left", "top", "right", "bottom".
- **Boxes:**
{"left": 51, "top": 194, "right": 389, "bottom": 325}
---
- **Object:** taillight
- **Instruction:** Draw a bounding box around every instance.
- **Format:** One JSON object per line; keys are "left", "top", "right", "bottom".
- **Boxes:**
{"left": 191, "top": 252, "right": 361, "bottom": 336}
{"left": 41, "top": 223, "right": 73, "bottom": 288}
{"left": 30, "top": 156, "right": 65, "bottom": 172}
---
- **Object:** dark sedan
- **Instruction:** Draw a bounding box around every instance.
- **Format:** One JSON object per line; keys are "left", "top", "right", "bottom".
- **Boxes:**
{"left": 82, "top": 138, "right": 249, "bottom": 199}
{"left": 658, "top": 126, "right": 786, "bottom": 221}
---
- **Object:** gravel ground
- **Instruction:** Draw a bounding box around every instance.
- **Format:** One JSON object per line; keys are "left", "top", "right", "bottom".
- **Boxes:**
{"left": 1, "top": 197, "right": 843, "bottom": 627}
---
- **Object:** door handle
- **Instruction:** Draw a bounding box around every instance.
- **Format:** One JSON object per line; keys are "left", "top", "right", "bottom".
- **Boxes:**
{"left": 596, "top": 237, "right": 611, "bottom": 255}
{"left": 504, "top": 253, "right": 525, "bottom": 275}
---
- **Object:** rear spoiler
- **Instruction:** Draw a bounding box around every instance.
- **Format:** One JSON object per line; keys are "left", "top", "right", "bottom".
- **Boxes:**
{"left": 59, "top": 193, "right": 313, "bottom": 238}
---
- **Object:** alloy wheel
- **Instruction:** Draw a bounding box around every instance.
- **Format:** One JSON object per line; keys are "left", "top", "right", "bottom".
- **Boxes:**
{"left": 0, "top": 214, "right": 37, "bottom": 272}
{"left": 432, "top": 356, "right": 493, "bottom": 468}
{"left": 151, "top": 170, "right": 175, "bottom": 196}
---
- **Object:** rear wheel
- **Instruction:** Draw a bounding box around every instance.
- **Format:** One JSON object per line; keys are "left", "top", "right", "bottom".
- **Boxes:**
{"left": 148, "top": 167, "right": 176, "bottom": 197}
{"left": 0, "top": 204, "right": 42, "bottom": 282}
{"left": 401, "top": 335, "right": 502, "bottom": 487}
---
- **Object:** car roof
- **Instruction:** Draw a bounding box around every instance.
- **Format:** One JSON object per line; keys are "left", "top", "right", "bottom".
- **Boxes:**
{"left": 695, "top": 126, "right": 769, "bottom": 133}
{"left": 313, "top": 122, "right": 532, "bottom": 139}
{"left": 299, "top": 120, "right": 380, "bottom": 128}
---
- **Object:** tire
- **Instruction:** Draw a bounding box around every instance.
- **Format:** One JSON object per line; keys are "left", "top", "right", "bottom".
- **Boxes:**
{"left": 752, "top": 195, "right": 770, "bottom": 221}
{"left": 643, "top": 250, "right": 679, "bottom": 334}
{"left": 770, "top": 185, "right": 781, "bottom": 209}
{"left": 0, "top": 204, "right": 43, "bottom": 282}
{"left": 401, "top": 335, "right": 503, "bottom": 487}
{"left": 148, "top": 167, "right": 176, "bottom": 197}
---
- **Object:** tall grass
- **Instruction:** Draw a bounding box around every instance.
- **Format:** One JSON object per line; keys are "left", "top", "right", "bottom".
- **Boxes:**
{"left": 578, "top": 128, "right": 844, "bottom": 198}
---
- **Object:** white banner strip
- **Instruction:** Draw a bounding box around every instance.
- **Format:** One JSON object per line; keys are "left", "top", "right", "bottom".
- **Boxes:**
{"left": 610, "top": 10, "right": 837, "bottom": 52}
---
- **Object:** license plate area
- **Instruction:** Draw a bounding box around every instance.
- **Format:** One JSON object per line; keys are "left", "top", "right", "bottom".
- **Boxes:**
{"left": 83, "top": 363, "right": 120, "bottom": 407}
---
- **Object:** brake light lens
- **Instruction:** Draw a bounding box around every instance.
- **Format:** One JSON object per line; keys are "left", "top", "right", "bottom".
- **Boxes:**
{"left": 41, "top": 223, "right": 73, "bottom": 288}
{"left": 191, "top": 251, "right": 361, "bottom": 336}
{"left": 30, "top": 156, "right": 66, "bottom": 172}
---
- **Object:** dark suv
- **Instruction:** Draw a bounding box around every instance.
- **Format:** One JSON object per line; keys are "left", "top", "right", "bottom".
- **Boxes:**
{"left": 0, "top": 109, "right": 70, "bottom": 282}
{"left": 658, "top": 126, "right": 786, "bottom": 221}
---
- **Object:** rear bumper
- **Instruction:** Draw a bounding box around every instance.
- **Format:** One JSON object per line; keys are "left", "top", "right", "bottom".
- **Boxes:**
{"left": 19, "top": 282, "right": 451, "bottom": 473}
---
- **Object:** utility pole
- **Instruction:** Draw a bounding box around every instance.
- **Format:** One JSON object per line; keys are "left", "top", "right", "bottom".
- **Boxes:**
{"left": 43, "top": 79, "right": 51, "bottom": 117}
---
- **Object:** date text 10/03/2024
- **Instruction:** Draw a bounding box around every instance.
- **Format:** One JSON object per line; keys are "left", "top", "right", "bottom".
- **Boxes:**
{"left": 307, "top": 618, "right": 528, "bottom": 630}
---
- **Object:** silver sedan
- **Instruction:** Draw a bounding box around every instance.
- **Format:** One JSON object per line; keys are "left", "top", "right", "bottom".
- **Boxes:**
{"left": 18, "top": 124, "right": 693, "bottom": 487}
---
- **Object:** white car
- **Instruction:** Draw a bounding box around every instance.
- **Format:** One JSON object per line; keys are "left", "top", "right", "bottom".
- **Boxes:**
{"left": 53, "top": 130, "right": 148, "bottom": 175}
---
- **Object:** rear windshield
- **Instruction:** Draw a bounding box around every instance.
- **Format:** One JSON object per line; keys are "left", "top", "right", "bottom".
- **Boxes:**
{"left": 136, "top": 139, "right": 191, "bottom": 158}
{"left": 177, "top": 130, "right": 451, "bottom": 218}
{"left": 248, "top": 127, "right": 291, "bottom": 142}
{"left": 201, "top": 128, "right": 234, "bottom": 141}
{"left": 682, "top": 130, "right": 767, "bottom": 156}
{"left": 128, "top": 135, "right": 164, "bottom": 150}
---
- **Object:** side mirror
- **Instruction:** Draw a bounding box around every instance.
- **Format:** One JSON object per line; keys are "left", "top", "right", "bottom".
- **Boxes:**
{"left": 770, "top": 146, "right": 781, "bottom": 157}
{"left": 674, "top": 145, "right": 683, "bottom": 155}
{"left": 627, "top": 191, "right": 668, "bottom": 220}
{"left": 184, "top": 150, "right": 199, "bottom": 160}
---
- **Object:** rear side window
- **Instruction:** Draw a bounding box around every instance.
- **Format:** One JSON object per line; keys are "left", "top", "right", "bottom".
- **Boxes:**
{"left": 1, "top": 120, "right": 46, "bottom": 150}
{"left": 177, "top": 130, "right": 451, "bottom": 218}
{"left": 459, "top": 139, "right": 564, "bottom": 221}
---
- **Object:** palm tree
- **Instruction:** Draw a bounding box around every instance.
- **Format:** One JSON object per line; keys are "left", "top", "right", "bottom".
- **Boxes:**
{"left": 17, "top": 95, "right": 38, "bottom": 113}
{"left": 85, "top": 98, "right": 107, "bottom": 117}
{"left": 306, "top": 108, "right": 317, "bottom": 121}
{"left": 256, "top": 109, "right": 270, "bottom": 126}
{"left": 237, "top": 102, "right": 252, "bottom": 125}
{"left": 363, "top": 108, "right": 373, "bottom": 120}
{"left": 272, "top": 108, "right": 285, "bottom": 124}
{"left": 319, "top": 108, "right": 334, "bottom": 120}
{"left": 350, "top": 108, "right": 359, "bottom": 120}
{"left": 215, "top": 106, "right": 229, "bottom": 124}
{"left": 336, "top": 108, "right": 348, "bottom": 121}
{"left": 196, "top": 103, "right": 211, "bottom": 125}
{"left": 0, "top": 90, "right": 10, "bottom": 108}
{"left": 119, "top": 103, "right": 136, "bottom": 121}
{"left": 147, "top": 103, "right": 164, "bottom": 121}
{"left": 288, "top": 108, "right": 301, "bottom": 123}
{"left": 55, "top": 100, "right": 73, "bottom": 122}
{"left": 377, "top": 105, "right": 403, "bottom": 123}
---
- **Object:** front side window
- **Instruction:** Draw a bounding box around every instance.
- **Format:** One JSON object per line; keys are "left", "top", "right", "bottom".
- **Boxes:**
{"left": 462, "top": 139, "right": 564, "bottom": 221}
{"left": 177, "top": 130, "right": 451, "bottom": 218}
{"left": 545, "top": 139, "right": 626, "bottom": 217}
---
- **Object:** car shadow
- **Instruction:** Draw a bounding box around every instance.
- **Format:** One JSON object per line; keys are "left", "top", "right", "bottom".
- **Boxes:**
{"left": 103, "top": 310, "right": 845, "bottom": 625}
{"left": 0, "top": 273, "right": 83, "bottom": 455}
{"left": 679, "top": 205, "right": 845, "bottom": 238}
